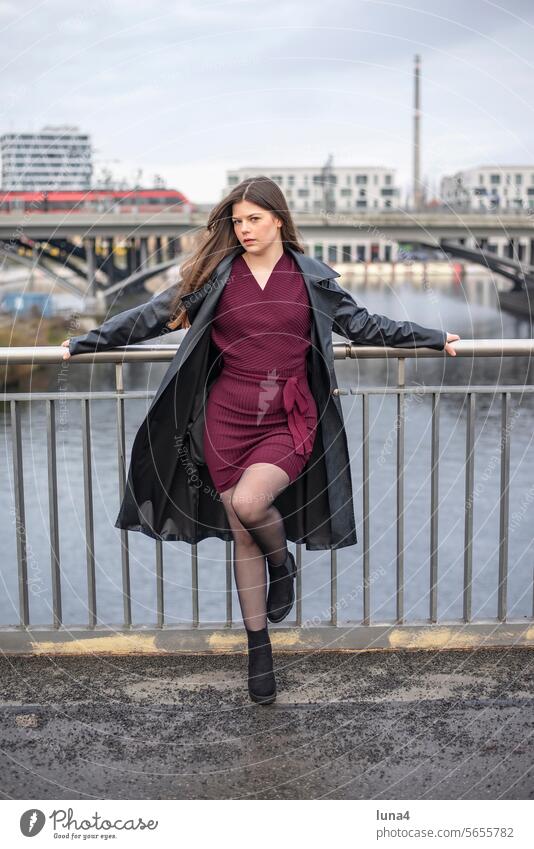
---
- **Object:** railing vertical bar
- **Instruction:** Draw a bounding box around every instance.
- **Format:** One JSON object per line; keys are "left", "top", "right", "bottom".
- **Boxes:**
{"left": 463, "top": 392, "right": 475, "bottom": 623}
{"left": 81, "top": 398, "right": 97, "bottom": 627}
{"left": 46, "top": 399, "right": 62, "bottom": 628}
{"left": 330, "top": 546, "right": 337, "bottom": 626}
{"left": 225, "top": 540, "right": 233, "bottom": 626}
{"left": 155, "top": 539, "right": 164, "bottom": 628}
{"left": 296, "top": 542, "right": 302, "bottom": 625}
{"left": 191, "top": 543, "right": 199, "bottom": 626}
{"left": 429, "top": 392, "right": 440, "bottom": 623}
{"left": 115, "top": 363, "right": 131, "bottom": 628}
{"left": 498, "top": 392, "right": 511, "bottom": 622}
{"left": 396, "top": 359, "right": 405, "bottom": 624}
{"left": 11, "top": 400, "right": 29, "bottom": 627}
{"left": 362, "top": 392, "right": 370, "bottom": 625}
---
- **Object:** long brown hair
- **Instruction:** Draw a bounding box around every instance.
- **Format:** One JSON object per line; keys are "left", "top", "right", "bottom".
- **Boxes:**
{"left": 166, "top": 175, "right": 306, "bottom": 330}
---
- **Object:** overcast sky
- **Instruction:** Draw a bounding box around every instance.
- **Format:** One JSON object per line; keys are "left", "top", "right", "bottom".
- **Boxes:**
{"left": 1, "top": 0, "right": 533, "bottom": 202}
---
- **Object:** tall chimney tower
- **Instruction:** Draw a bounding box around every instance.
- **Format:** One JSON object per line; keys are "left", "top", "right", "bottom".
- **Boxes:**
{"left": 413, "top": 53, "right": 423, "bottom": 211}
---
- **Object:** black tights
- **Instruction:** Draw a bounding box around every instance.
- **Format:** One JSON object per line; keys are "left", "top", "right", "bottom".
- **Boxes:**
{"left": 220, "top": 463, "right": 291, "bottom": 631}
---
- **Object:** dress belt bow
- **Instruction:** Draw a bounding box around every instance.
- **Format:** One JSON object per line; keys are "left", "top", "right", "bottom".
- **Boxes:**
{"left": 282, "top": 375, "right": 314, "bottom": 457}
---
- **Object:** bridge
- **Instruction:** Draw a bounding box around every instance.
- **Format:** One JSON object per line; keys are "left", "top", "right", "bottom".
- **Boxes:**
{"left": 2, "top": 210, "right": 534, "bottom": 304}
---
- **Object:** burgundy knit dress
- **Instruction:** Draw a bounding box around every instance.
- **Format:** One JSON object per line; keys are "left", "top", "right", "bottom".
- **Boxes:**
{"left": 203, "top": 249, "right": 318, "bottom": 494}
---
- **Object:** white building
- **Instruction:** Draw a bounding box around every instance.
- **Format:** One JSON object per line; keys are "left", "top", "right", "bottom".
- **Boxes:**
{"left": 440, "top": 166, "right": 534, "bottom": 212}
{"left": 225, "top": 166, "right": 400, "bottom": 214}
{"left": 1, "top": 125, "right": 92, "bottom": 190}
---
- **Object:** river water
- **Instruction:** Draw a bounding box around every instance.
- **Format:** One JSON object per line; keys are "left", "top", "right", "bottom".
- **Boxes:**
{"left": 1, "top": 271, "right": 533, "bottom": 628}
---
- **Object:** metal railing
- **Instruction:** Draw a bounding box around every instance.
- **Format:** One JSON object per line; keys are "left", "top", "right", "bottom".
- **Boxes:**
{"left": 1, "top": 339, "right": 534, "bottom": 654}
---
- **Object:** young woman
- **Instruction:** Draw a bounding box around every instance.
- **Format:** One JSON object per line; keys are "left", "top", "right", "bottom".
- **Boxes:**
{"left": 62, "top": 176, "right": 460, "bottom": 705}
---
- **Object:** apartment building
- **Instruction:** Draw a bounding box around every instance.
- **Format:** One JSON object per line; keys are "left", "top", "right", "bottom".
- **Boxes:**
{"left": 225, "top": 166, "right": 400, "bottom": 213}
{"left": 440, "top": 166, "right": 534, "bottom": 211}
{"left": 1, "top": 125, "right": 92, "bottom": 190}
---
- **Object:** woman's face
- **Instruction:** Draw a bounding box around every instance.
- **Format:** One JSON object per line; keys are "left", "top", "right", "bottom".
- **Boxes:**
{"left": 231, "top": 199, "right": 282, "bottom": 254}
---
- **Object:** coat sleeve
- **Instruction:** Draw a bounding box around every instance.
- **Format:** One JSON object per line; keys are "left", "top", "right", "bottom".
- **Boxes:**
{"left": 68, "top": 284, "right": 181, "bottom": 356}
{"left": 330, "top": 281, "right": 447, "bottom": 351}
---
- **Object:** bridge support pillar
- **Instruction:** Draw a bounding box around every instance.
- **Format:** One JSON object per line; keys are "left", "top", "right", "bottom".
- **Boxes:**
{"left": 168, "top": 236, "right": 180, "bottom": 258}
{"left": 127, "top": 238, "right": 137, "bottom": 275}
{"left": 140, "top": 237, "right": 148, "bottom": 269}
{"left": 103, "top": 237, "right": 117, "bottom": 285}
{"left": 83, "top": 237, "right": 96, "bottom": 297}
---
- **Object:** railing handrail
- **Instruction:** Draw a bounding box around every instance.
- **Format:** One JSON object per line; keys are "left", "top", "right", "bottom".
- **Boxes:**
{"left": 1, "top": 338, "right": 534, "bottom": 365}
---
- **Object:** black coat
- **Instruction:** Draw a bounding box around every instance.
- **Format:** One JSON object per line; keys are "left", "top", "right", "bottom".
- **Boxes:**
{"left": 69, "top": 245, "right": 447, "bottom": 550}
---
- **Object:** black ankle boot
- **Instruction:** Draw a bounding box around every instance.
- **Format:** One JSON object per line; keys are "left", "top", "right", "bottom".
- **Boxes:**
{"left": 267, "top": 549, "right": 297, "bottom": 623}
{"left": 245, "top": 625, "right": 276, "bottom": 704}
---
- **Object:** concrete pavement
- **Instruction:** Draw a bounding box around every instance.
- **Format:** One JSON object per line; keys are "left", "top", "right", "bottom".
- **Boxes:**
{"left": 1, "top": 647, "right": 533, "bottom": 799}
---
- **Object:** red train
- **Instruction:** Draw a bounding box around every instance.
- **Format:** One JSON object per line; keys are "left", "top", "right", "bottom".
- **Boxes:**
{"left": 0, "top": 188, "right": 194, "bottom": 214}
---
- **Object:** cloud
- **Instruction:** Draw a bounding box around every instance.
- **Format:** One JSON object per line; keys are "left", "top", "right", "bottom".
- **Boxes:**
{"left": 1, "top": 0, "right": 533, "bottom": 201}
